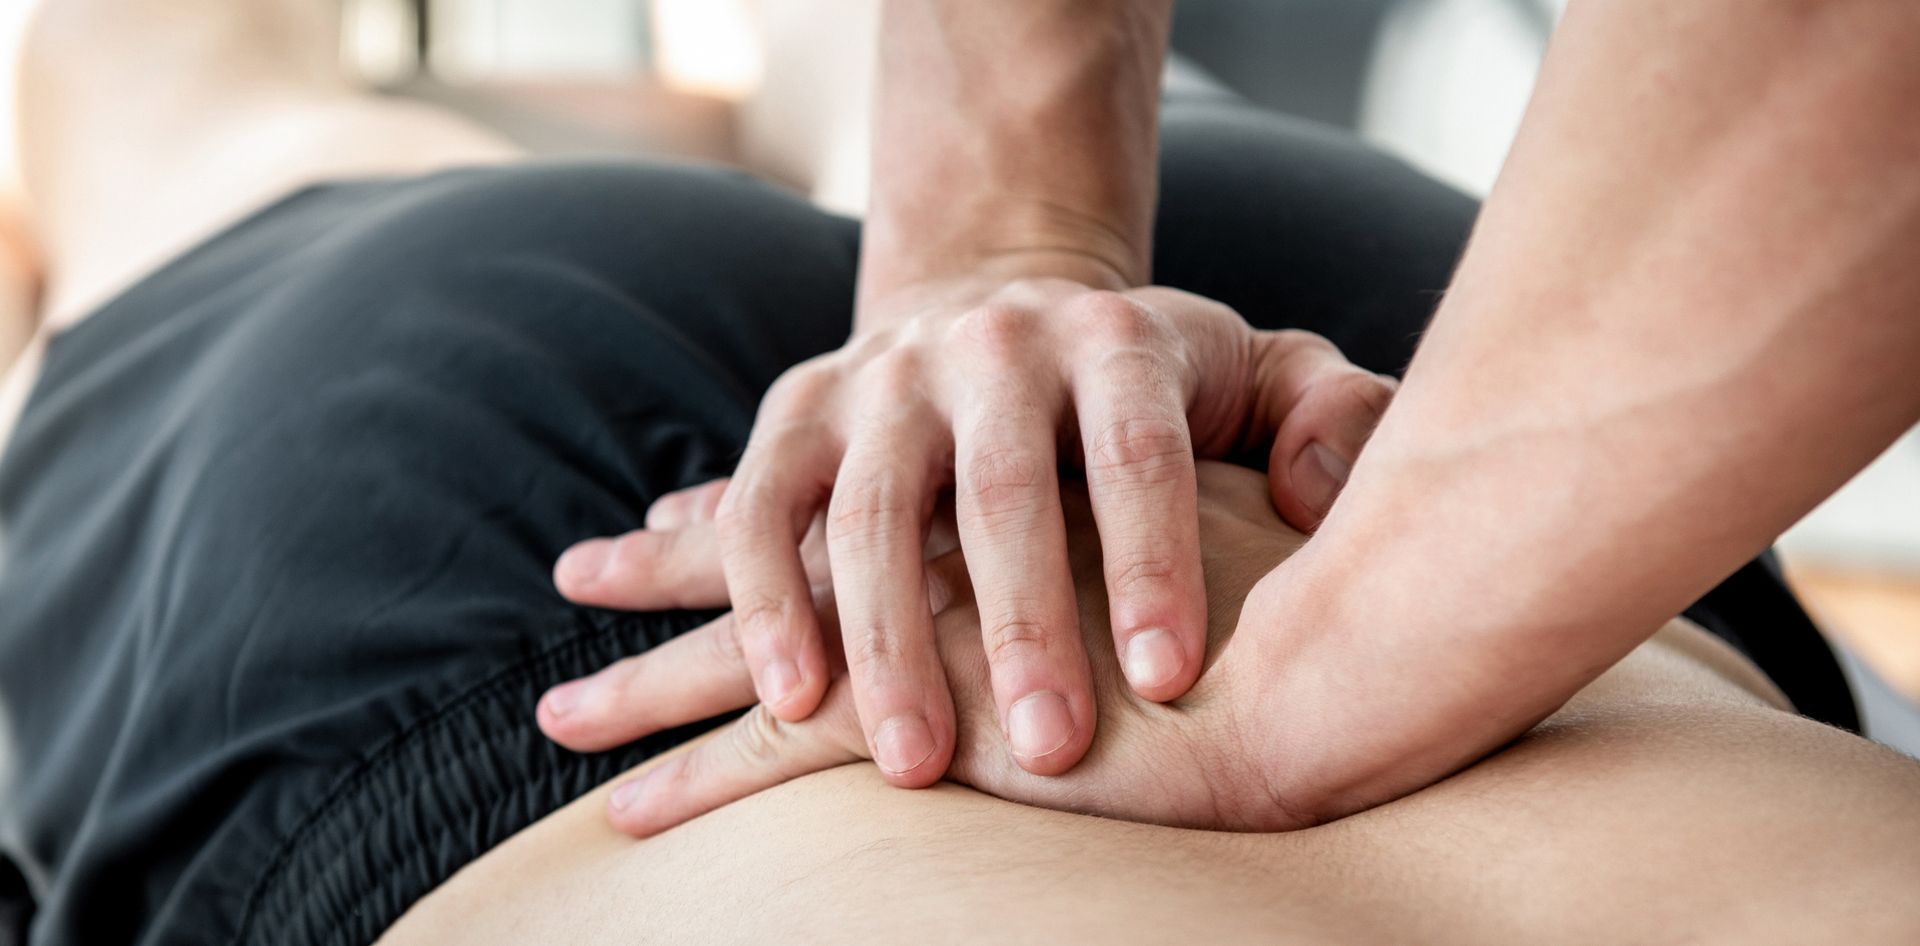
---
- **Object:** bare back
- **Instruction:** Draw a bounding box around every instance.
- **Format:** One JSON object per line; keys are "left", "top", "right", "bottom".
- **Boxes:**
{"left": 381, "top": 622, "right": 1920, "bottom": 944}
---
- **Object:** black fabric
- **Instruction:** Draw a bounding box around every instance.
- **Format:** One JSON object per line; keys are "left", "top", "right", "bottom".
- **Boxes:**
{"left": 0, "top": 101, "right": 1856, "bottom": 946}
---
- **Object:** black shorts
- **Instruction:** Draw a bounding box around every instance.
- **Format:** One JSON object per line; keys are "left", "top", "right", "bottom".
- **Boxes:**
{"left": 0, "top": 96, "right": 1856, "bottom": 946}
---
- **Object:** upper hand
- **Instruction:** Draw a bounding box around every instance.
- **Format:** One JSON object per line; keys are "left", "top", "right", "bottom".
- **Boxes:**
{"left": 547, "top": 278, "right": 1394, "bottom": 785}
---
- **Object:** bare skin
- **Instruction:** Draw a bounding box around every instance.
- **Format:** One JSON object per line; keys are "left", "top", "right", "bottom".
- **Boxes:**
{"left": 388, "top": 699, "right": 1920, "bottom": 946}
{"left": 405, "top": 468, "right": 1920, "bottom": 943}
{"left": 552, "top": 0, "right": 1401, "bottom": 789}
{"left": 13, "top": 4, "right": 1920, "bottom": 942}
{"left": 15, "top": 0, "right": 518, "bottom": 334}
{"left": 1239, "top": 0, "right": 1920, "bottom": 825}
{"left": 555, "top": 0, "right": 1920, "bottom": 833}
{"left": 0, "top": 0, "right": 516, "bottom": 449}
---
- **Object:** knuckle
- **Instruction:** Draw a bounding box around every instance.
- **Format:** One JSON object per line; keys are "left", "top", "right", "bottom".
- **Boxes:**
{"left": 961, "top": 443, "right": 1050, "bottom": 524}
{"left": 1268, "top": 328, "right": 1340, "bottom": 359}
{"left": 604, "top": 531, "right": 658, "bottom": 572}
{"left": 762, "top": 360, "right": 839, "bottom": 411}
{"left": 1069, "top": 292, "right": 1162, "bottom": 347}
{"left": 651, "top": 752, "right": 696, "bottom": 801}
{"left": 952, "top": 304, "right": 1036, "bottom": 362}
{"left": 1334, "top": 370, "right": 1398, "bottom": 417}
{"left": 854, "top": 350, "right": 925, "bottom": 398}
{"left": 826, "top": 474, "right": 918, "bottom": 546}
{"left": 983, "top": 616, "right": 1056, "bottom": 666}
{"left": 645, "top": 529, "right": 693, "bottom": 576}
{"left": 713, "top": 484, "right": 790, "bottom": 546}
{"left": 1111, "top": 553, "right": 1181, "bottom": 597}
{"left": 1086, "top": 416, "right": 1191, "bottom": 483}
{"left": 603, "top": 657, "right": 654, "bottom": 713}
{"left": 844, "top": 625, "right": 907, "bottom": 677}
{"left": 731, "top": 591, "right": 798, "bottom": 643}
{"left": 731, "top": 704, "right": 788, "bottom": 767}
{"left": 842, "top": 327, "right": 896, "bottom": 363}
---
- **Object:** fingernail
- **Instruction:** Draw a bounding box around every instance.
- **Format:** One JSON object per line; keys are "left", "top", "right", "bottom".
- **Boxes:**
{"left": 557, "top": 539, "right": 613, "bottom": 587}
{"left": 1007, "top": 691, "right": 1075, "bottom": 761}
{"left": 610, "top": 773, "right": 650, "bottom": 811}
{"left": 760, "top": 659, "right": 801, "bottom": 709}
{"left": 1290, "top": 441, "right": 1353, "bottom": 520}
{"left": 1124, "top": 628, "right": 1184, "bottom": 692}
{"left": 873, "top": 714, "right": 938, "bottom": 775}
{"left": 542, "top": 679, "right": 588, "bottom": 719}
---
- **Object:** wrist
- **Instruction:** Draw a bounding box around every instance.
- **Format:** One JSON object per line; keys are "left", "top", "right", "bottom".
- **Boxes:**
{"left": 861, "top": 0, "right": 1166, "bottom": 325}
{"left": 854, "top": 243, "right": 1137, "bottom": 333}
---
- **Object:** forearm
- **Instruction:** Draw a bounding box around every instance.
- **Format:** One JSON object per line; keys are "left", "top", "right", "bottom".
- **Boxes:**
{"left": 856, "top": 0, "right": 1171, "bottom": 321}
{"left": 1270, "top": 1, "right": 1920, "bottom": 723}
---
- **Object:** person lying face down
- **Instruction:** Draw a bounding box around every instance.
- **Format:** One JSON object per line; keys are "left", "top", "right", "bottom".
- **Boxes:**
{"left": 1, "top": 0, "right": 1912, "bottom": 941}
{"left": 394, "top": 462, "right": 1920, "bottom": 943}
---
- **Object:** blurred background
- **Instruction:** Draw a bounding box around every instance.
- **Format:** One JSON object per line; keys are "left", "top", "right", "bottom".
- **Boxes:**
{"left": 1, "top": 0, "right": 1915, "bottom": 722}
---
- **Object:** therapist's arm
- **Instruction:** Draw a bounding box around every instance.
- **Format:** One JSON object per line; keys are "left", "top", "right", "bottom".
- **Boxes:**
{"left": 1239, "top": 0, "right": 1920, "bottom": 820}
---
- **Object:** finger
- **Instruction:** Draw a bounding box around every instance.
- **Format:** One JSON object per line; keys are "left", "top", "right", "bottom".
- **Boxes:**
{"left": 715, "top": 423, "right": 839, "bottom": 723}
{"left": 1248, "top": 330, "right": 1397, "bottom": 530}
{"left": 556, "top": 511, "right": 836, "bottom": 612}
{"left": 952, "top": 388, "right": 1093, "bottom": 775}
{"left": 826, "top": 421, "right": 956, "bottom": 788}
{"left": 645, "top": 477, "right": 731, "bottom": 531}
{"left": 1071, "top": 318, "right": 1207, "bottom": 704}
{"left": 606, "top": 698, "right": 865, "bottom": 837}
{"left": 537, "top": 613, "right": 756, "bottom": 752}
{"left": 554, "top": 523, "right": 729, "bottom": 610}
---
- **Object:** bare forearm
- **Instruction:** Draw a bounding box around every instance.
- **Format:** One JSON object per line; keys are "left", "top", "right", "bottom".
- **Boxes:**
{"left": 857, "top": 0, "right": 1171, "bottom": 320}
{"left": 1266, "top": 1, "right": 1920, "bottom": 741}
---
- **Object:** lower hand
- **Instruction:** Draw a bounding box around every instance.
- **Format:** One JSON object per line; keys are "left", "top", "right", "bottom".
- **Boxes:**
{"left": 541, "top": 461, "right": 1309, "bottom": 835}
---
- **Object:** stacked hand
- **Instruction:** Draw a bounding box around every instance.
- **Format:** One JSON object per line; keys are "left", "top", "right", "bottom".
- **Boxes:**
{"left": 546, "top": 281, "right": 1397, "bottom": 787}
{"left": 542, "top": 461, "right": 1311, "bottom": 834}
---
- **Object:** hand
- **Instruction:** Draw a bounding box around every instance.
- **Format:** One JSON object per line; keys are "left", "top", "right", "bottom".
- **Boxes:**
{"left": 542, "top": 461, "right": 1305, "bottom": 835}
{"left": 550, "top": 279, "right": 1394, "bottom": 787}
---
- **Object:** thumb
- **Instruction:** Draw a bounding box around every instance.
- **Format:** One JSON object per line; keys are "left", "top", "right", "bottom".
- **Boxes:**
{"left": 1243, "top": 331, "right": 1396, "bottom": 532}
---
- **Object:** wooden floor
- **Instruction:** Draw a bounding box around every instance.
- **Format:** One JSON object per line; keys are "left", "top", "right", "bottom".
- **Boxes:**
{"left": 1785, "top": 565, "right": 1920, "bottom": 702}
